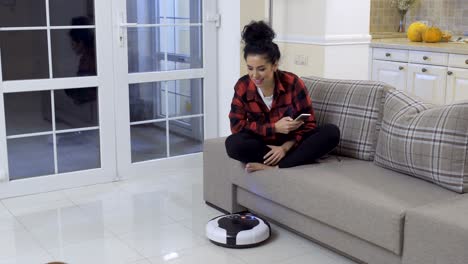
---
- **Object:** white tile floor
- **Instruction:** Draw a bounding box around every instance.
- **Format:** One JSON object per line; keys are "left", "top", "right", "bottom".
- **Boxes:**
{"left": 0, "top": 165, "right": 357, "bottom": 264}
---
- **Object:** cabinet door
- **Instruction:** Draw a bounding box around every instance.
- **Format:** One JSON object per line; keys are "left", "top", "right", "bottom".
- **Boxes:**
{"left": 446, "top": 68, "right": 468, "bottom": 104}
{"left": 372, "top": 60, "right": 407, "bottom": 91}
{"left": 407, "top": 64, "right": 446, "bottom": 104}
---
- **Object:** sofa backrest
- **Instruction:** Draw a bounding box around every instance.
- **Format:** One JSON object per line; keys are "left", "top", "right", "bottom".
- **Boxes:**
{"left": 302, "top": 76, "right": 392, "bottom": 161}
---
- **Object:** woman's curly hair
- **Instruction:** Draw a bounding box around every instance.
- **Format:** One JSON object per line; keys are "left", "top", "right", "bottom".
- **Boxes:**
{"left": 241, "top": 21, "right": 280, "bottom": 64}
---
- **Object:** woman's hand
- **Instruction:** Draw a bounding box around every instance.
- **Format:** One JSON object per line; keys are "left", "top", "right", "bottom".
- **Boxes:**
{"left": 264, "top": 145, "right": 286, "bottom": 166}
{"left": 274, "top": 117, "right": 303, "bottom": 134}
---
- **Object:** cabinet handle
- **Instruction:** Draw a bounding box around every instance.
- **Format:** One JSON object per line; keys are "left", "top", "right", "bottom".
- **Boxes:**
{"left": 398, "top": 66, "right": 404, "bottom": 70}
{"left": 447, "top": 71, "right": 453, "bottom": 76}
{"left": 422, "top": 68, "right": 427, "bottom": 73}
{"left": 465, "top": 59, "right": 468, "bottom": 65}
{"left": 423, "top": 56, "right": 429, "bottom": 60}
{"left": 385, "top": 53, "right": 391, "bottom": 57}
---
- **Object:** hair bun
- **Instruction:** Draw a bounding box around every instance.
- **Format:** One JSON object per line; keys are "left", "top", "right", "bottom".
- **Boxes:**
{"left": 242, "top": 21, "right": 275, "bottom": 45}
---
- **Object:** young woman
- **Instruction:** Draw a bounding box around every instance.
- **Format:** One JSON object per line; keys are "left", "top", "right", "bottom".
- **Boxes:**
{"left": 225, "top": 21, "right": 340, "bottom": 172}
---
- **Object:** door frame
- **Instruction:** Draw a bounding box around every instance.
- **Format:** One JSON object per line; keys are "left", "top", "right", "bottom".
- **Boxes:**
{"left": 0, "top": 0, "right": 218, "bottom": 198}
{"left": 112, "top": 0, "right": 218, "bottom": 179}
{"left": 0, "top": 0, "right": 117, "bottom": 198}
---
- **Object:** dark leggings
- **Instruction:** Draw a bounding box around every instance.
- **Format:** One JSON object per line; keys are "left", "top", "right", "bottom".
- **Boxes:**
{"left": 225, "top": 124, "right": 340, "bottom": 168}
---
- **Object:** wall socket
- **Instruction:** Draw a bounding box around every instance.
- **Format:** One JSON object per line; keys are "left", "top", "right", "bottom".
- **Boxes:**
{"left": 294, "top": 55, "right": 308, "bottom": 66}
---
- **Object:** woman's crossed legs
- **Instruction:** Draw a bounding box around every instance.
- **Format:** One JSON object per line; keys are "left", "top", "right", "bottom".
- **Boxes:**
{"left": 225, "top": 124, "right": 340, "bottom": 172}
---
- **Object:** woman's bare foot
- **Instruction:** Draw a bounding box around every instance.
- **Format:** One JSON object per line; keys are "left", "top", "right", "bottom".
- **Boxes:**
{"left": 245, "top": 162, "right": 277, "bottom": 173}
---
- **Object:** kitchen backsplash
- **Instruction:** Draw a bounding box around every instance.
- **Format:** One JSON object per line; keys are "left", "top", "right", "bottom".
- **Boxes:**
{"left": 370, "top": 0, "right": 468, "bottom": 35}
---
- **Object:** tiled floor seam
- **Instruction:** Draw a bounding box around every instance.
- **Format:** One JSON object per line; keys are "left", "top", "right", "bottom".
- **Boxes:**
{"left": 65, "top": 191, "right": 151, "bottom": 262}
{"left": 0, "top": 198, "right": 56, "bottom": 260}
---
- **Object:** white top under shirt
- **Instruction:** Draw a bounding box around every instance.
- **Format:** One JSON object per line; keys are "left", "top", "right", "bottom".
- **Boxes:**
{"left": 257, "top": 87, "right": 273, "bottom": 110}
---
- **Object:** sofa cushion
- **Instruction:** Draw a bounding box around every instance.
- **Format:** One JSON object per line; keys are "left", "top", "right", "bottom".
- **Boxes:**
{"left": 402, "top": 194, "right": 468, "bottom": 264}
{"left": 374, "top": 90, "right": 468, "bottom": 193}
{"left": 302, "top": 76, "right": 390, "bottom": 161}
{"left": 230, "top": 157, "right": 458, "bottom": 255}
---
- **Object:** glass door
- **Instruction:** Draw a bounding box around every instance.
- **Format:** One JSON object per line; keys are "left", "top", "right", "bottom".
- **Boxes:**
{"left": 0, "top": 0, "right": 116, "bottom": 198}
{"left": 0, "top": 0, "right": 218, "bottom": 197}
{"left": 113, "top": 0, "right": 218, "bottom": 178}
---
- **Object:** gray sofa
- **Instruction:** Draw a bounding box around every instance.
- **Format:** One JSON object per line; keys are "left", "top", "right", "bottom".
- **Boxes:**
{"left": 203, "top": 76, "right": 468, "bottom": 264}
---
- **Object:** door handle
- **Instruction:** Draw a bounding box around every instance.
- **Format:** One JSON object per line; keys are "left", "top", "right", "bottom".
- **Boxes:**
{"left": 118, "top": 12, "right": 138, "bottom": 47}
{"left": 206, "top": 14, "right": 221, "bottom": 28}
{"left": 119, "top": 22, "right": 138, "bottom": 45}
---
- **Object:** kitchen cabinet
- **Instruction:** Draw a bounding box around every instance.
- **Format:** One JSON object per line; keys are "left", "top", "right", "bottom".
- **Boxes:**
{"left": 371, "top": 60, "right": 407, "bottom": 91}
{"left": 371, "top": 47, "right": 468, "bottom": 105}
{"left": 446, "top": 67, "right": 468, "bottom": 104}
{"left": 407, "top": 63, "right": 446, "bottom": 105}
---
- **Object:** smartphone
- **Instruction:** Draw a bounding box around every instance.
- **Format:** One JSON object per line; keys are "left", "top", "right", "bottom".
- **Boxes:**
{"left": 294, "top": 113, "right": 311, "bottom": 122}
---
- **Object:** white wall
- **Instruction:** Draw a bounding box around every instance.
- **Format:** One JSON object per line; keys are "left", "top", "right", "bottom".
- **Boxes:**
{"left": 277, "top": 42, "right": 325, "bottom": 77}
{"left": 324, "top": 0, "right": 371, "bottom": 80}
{"left": 217, "top": 1, "right": 240, "bottom": 137}
{"left": 323, "top": 45, "right": 369, "bottom": 80}
{"left": 239, "top": 0, "right": 267, "bottom": 76}
{"left": 217, "top": 0, "right": 266, "bottom": 137}
{"left": 324, "top": 0, "right": 371, "bottom": 36}
{"left": 271, "top": 0, "right": 371, "bottom": 80}
{"left": 272, "top": 0, "right": 326, "bottom": 37}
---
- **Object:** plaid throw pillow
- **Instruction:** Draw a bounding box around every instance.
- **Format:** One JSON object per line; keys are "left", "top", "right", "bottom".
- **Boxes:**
{"left": 374, "top": 90, "right": 468, "bottom": 193}
{"left": 302, "top": 76, "right": 389, "bottom": 160}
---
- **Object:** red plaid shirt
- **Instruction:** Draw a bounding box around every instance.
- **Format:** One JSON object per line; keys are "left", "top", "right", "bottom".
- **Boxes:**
{"left": 229, "top": 70, "right": 317, "bottom": 145}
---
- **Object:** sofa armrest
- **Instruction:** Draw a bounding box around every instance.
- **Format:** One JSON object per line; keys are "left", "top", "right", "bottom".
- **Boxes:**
{"left": 203, "top": 137, "right": 246, "bottom": 213}
{"left": 402, "top": 194, "right": 468, "bottom": 264}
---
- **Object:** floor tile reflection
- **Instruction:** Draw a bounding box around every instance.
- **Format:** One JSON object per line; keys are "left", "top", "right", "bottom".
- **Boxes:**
{"left": 0, "top": 157, "right": 357, "bottom": 264}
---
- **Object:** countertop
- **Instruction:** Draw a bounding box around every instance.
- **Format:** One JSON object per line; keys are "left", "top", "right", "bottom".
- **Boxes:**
{"left": 370, "top": 38, "right": 468, "bottom": 55}
{"left": 371, "top": 32, "right": 407, "bottom": 39}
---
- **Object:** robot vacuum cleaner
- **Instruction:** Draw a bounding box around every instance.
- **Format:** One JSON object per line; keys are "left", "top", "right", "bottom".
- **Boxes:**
{"left": 206, "top": 212, "right": 271, "bottom": 248}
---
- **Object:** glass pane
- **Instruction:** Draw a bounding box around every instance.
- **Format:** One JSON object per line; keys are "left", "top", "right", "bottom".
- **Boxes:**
{"left": 57, "top": 130, "right": 100, "bottom": 173}
{"left": 169, "top": 116, "right": 203, "bottom": 156}
{"left": 7, "top": 135, "right": 54, "bottom": 180}
{"left": 4, "top": 91, "right": 52, "bottom": 136}
{"left": 131, "top": 122, "right": 167, "bottom": 162}
{"left": 0, "top": 0, "right": 46, "bottom": 27}
{"left": 49, "top": 1, "right": 95, "bottom": 26}
{"left": 128, "top": 27, "right": 164, "bottom": 73}
{"left": 166, "top": 26, "right": 202, "bottom": 71}
{"left": 0, "top": 31, "right": 49, "bottom": 80}
{"left": 55, "top": 88, "right": 98, "bottom": 130}
{"left": 129, "top": 82, "right": 165, "bottom": 122}
{"left": 166, "top": 79, "right": 203, "bottom": 117}
{"left": 165, "top": 0, "right": 202, "bottom": 23}
{"left": 51, "top": 29, "right": 96, "bottom": 78}
{"left": 127, "top": 0, "right": 162, "bottom": 24}
{"left": 126, "top": 0, "right": 201, "bottom": 24}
